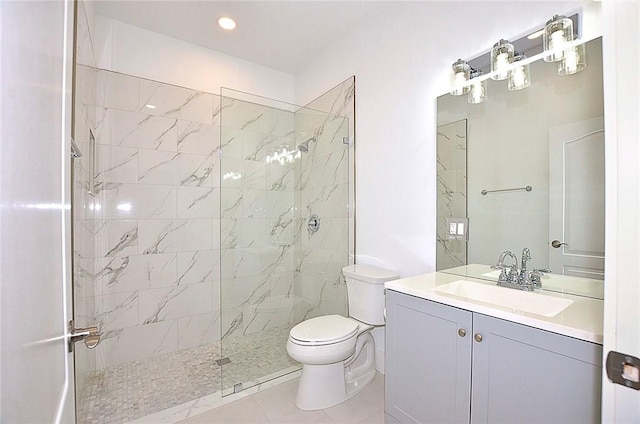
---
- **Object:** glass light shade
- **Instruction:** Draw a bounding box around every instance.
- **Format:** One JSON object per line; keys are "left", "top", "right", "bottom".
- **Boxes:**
{"left": 543, "top": 15, "right": 574, "bottom": 62}
{"left": 558, "top": 42, "right": 587, "bottom": 75}
{"left": 508, "top": 54, "right": 531, "bottom": 91}
{"left": 491, "top": 39, "right": 514, "bottom": 81}
{"left": 450, "top": 59, "right": 471, "bottom": 96}
{"left": 468, "top": 71, "right": 487, "bottom": 104}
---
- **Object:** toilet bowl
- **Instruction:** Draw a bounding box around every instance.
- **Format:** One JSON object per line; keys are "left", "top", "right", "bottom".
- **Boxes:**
{"left": 286, "top": 315, "right": 376, "bottom": 410}
{"left": 286, "top": 265, "right": 399, "bottom": 410}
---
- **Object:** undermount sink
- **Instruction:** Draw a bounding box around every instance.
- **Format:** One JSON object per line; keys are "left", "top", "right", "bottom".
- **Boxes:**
{"left": 435, "top": 280, "right": 574, "bottom": 317}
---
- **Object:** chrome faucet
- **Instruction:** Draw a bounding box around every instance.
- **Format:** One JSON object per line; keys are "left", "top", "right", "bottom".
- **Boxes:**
{"left": 495, "top": 249, "right": 541, "bottom": 291}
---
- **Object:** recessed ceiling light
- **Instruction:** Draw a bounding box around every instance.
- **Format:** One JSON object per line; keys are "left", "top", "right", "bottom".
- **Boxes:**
{"left": 218, "top": 17, "right": 237, "bottom": 31}
{"left": 145, "top": 104, "right": 157, "bottom": 109}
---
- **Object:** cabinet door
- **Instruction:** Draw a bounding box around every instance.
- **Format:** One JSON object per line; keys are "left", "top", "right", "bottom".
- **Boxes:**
{"left": 386, "top": 290, "right": 473, "bottom": 424}
{"left": 471, "top": 313, "right": 603, "bottom": 424}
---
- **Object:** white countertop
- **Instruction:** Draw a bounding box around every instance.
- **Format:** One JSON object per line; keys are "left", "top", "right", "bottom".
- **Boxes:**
{"left": 385, "top": 271, "right": 604, "bottom": 344}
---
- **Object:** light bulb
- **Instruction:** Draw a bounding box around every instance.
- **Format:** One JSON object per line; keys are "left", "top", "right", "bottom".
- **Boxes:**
{"left": 491, "top": 40, "right": 514, "bottom": 81}
{"left": 496, "top": 52, "right": 509, "bottom": 78}
{"left": 513, "top": 68, "right": 526, "bottom": 87}
{"left": 564, "top": 48, "right": 578, "bottom": 74}
{"left": 450, "top": 59, "right": 471, "bottom": 95}
{"left": 543, "top": 15, "right": 574, "bottom": 63}
{"left": 559, "top": 42, "right": 586, "bottom": 76}
{"left": 453, "top": 71, "right": 466, "bottom": 92}
{"left": 508, "top": 53, "right": 531, "bottom": 91}
{"left": 217, "top": 17, "right": 237, "bottom": 30}
{"left": 468, "top": 81, "right": 486, "bottom": 104}
{"left": 549, "top": 30, "right": 566, "bottom": 61}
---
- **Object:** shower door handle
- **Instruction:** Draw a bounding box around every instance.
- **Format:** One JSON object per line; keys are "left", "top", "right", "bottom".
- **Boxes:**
{"left": 68, "top": 320, "right": 101, "bottom": 352}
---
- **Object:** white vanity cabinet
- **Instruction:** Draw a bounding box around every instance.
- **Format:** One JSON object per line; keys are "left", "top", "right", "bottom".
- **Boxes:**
{"left": 385, "top": 290, "right": 603, "bottom": 424}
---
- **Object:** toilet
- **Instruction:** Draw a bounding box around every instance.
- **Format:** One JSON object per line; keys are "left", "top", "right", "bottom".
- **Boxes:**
{"left": 286, "top": 264, "right": 399, "bottom": 410}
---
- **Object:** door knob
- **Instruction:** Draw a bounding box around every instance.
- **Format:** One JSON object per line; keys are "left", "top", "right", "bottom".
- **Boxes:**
{"left": 551, "top": 240, "right": 568, "bottom": 249}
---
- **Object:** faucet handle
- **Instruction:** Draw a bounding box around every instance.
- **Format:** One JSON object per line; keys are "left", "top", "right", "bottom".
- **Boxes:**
{"left": 507, "top": 264, "right": 520, "bottom": 284}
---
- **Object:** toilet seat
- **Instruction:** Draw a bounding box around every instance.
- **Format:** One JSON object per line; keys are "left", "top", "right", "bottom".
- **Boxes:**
{"left": 289, "top": 315, "right": 359, "bottom": 346}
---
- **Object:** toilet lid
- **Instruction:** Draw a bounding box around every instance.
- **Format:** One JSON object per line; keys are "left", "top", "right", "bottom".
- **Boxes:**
{"left": 290, "top": 315, "right": 359, "bottom": 345}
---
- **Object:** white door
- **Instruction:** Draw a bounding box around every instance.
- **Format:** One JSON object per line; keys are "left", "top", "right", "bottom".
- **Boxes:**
{"left": 602, "top": 1, "right": 640, "bottom": 421}
{"left": 548, "top": 117, "right": 605, "bottom": 279}
{"left": 0, "top": 1, "right": 76, "bottom": 422}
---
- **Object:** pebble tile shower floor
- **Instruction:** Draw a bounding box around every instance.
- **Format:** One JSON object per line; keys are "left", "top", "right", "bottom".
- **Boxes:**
{"left": 77, "top": 327, "right": 298, "bottom": 424}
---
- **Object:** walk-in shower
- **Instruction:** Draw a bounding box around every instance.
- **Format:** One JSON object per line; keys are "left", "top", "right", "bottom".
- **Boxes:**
{"left": 71, "top": 61, "right": 355, "bottom": 421}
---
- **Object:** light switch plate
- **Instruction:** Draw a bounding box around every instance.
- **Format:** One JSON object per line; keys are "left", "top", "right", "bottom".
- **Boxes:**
{"left": 446, "top": 218, "right": 469, "bottom": 241}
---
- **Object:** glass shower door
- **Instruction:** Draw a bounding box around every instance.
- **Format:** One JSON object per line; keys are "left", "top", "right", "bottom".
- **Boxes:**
{"left": 219, "top": 93, "right": 351, "bottom": 395}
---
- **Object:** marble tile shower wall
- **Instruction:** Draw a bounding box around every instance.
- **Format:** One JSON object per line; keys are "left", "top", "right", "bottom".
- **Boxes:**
{"left": 436, "top": 119, "right": 467, "bottom": 270}
{"left": 75, "top": 68, "right": 355, "bottom": 375}
{"left": 91, "top": 69, "right": 222, "bottom": 368}
{"left": 293, "top": 77, "right": 355, "bottom": 321}
{"left": 218, "top": 98, "right": 298, "bottom": 338}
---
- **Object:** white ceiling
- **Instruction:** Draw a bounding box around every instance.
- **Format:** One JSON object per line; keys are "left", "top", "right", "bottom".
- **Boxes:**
{"left": 92, "top": 1, "right": 399, "bottom": 74}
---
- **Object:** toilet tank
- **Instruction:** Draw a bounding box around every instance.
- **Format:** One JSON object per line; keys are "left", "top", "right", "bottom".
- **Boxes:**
{"left": 343, "top": 264, "right": 399, "bottom": 325}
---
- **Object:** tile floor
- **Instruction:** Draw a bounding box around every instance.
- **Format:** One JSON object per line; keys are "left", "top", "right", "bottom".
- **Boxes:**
{"left": 177, "top": 372, "right": 385, "bottom": 424}
{"left": 78, "top": 327, "right": 298, "bottom": 424}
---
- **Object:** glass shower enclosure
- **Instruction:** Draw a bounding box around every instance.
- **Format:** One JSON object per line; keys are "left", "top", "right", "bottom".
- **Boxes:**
{"left": 218, "top": 90, "right": 351, "bottom": 395}
{"left": 71, "top": 62, "right": 354, "bottom": 422}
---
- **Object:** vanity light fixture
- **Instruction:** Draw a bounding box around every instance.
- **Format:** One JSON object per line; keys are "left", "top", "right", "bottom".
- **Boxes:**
{"left": 450, "top": 59, "right": 471, "bottom": 96}
{"left": 217, "top": 16, "right": 237, "bottom": 31}
{"left": 468, "top": 69, "right": 487, "bottom": 104}
{"left": 491, "top": 39, "right": 514, "bottom": 81}
{"left": 543, "top": 15, "right": 574, "bottom": 62}
{"left": 507, "top": 52, "right": 531, "bottom": 91}
{"left": 559, "top": 38, "right": 587, "bottom": 75}
{"left": 453, "top": 13, "right": 583, "bottom": 104}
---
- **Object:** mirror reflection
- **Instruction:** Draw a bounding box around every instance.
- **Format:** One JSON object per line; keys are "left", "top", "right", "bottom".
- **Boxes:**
{"left": 436, "top": 37, "right": 604, "bottom": 299}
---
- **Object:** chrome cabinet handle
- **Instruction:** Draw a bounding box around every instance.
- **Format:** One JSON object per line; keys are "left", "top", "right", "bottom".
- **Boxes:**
{"left": 474, "top": 333, "right": 483, "bottom": 343}
{"left": 458, "top": 328, "right": 467, "bottom": 337}
{"left": 551, "top": 240, "right": 568, "bottom": 248}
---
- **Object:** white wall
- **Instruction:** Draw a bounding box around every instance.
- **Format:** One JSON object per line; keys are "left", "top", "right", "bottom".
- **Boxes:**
{"left": 295, "top": 1, "right": 599, "bottom": 278}
{"left": 94, "top": 15, "right": 295, "bottom": 102}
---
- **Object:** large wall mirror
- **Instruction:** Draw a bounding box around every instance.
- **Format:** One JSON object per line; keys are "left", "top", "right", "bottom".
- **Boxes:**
{"left": 436, "top": 37, "right": 604, "bottom": 299}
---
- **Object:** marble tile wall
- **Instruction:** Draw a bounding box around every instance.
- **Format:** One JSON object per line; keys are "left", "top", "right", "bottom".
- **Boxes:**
{"left": 74, "top": 66, "right": 356, "bottom": 406}
{"left": 293, "top": 77, "right": 355, "bottom": 321}
{"left": 436, "top": 119, "right": 467, "bottom": 270}
{"left": 87, "top": 69, "right": 222, "bottom": 368}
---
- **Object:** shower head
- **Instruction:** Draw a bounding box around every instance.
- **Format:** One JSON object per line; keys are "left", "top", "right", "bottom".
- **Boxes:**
{"left": 298, "top": 137, "right": 317, "bottom": 152}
